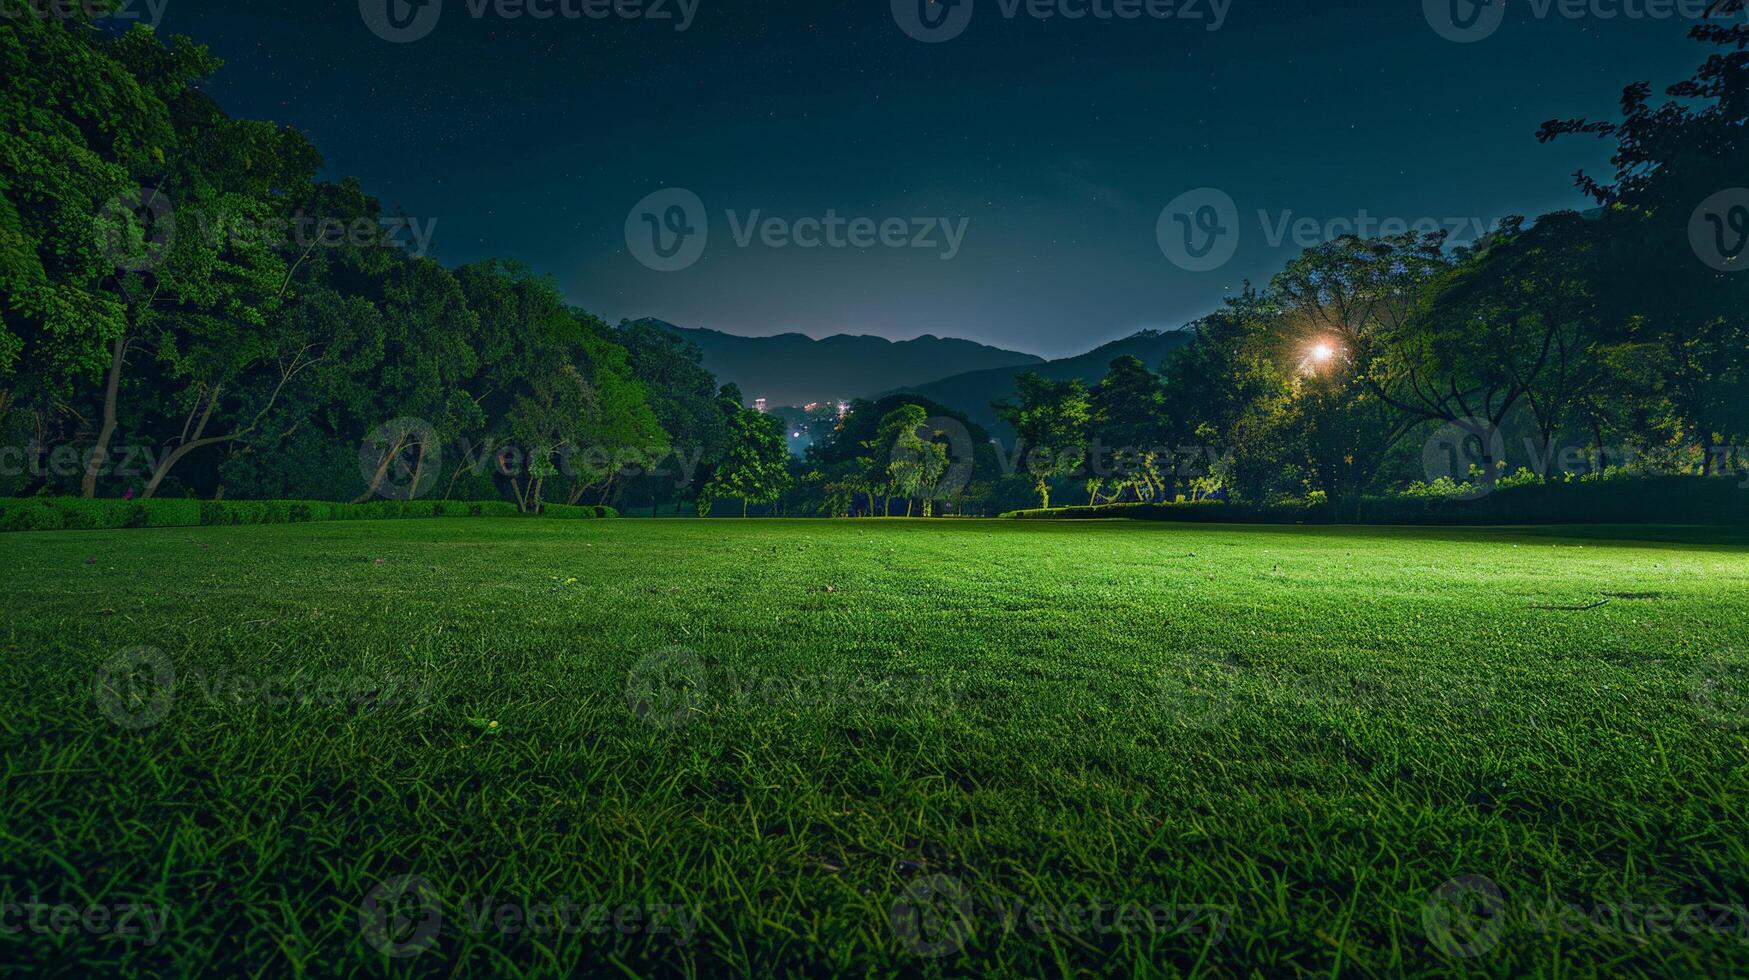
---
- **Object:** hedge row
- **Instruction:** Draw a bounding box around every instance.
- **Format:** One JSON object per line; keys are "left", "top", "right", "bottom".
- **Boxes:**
{"left": 1002, "top": 477, "right": 1749, "bottom": 526}
{"left": 0, "top": 498, "right": 617, "bottom": 532}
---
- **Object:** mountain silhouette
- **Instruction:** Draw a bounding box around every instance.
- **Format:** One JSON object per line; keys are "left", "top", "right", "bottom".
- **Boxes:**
{"left": 626, "top": 318, "right": 1044, "bottom": 407}
{"left": 890, "top": 329, "right": 1196, "bottom": 438}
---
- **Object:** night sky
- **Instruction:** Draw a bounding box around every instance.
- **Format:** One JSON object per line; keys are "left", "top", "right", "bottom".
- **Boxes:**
{"left": 146, "top": 0, "right": 1710, "bottom": 358}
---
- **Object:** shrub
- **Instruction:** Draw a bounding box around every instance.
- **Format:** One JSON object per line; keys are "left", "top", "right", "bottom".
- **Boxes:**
{"left": 1002, "top": 477, "right": 1749, "bottom": 526}
{"left": 0, "top": 497, "right": 587, "bottom": 532}
{"left": 1, "top": 502, "right": 62, "bottom": 532}
{"left": 539, "top": 504, "right": 596, "bottom": 520}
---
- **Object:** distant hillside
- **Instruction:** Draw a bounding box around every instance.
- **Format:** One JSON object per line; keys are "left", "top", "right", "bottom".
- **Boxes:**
{"left": 628, "top": 319, "right": 1044, "bottom": 407}
{"left": 891, "top": 329, "right": 1197, "bottom": 438}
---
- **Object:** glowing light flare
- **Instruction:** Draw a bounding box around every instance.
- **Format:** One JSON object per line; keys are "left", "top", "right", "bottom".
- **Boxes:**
{"left": 1299, "top": 338, "right": 1343, "bottom": 374}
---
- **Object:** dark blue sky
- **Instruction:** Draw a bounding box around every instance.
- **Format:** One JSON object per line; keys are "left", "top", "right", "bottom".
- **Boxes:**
{"left": 154, "top": 1, "right": 1712, "bottom": 358}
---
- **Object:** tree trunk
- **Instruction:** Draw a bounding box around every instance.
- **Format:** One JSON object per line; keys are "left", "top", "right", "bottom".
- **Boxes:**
{"left": 742, "top": 497, "right": 749, "bottom": 518}
{"left": 82, "top": 337, "right": 128, "bottom": 498}
{"left": 409, "top": 436, "right": 428, "bottom": 497}
{"left": 355, "top": 433, "right": 409, "bottom": 503}
{"left": 142, "top": 386, "right": 225, "bottom": 499}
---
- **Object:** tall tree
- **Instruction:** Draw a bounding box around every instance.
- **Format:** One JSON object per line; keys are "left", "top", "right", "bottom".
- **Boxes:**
{"left": 994, "top": 372, "right": 1090, "bottom": 509}
{"left": 1088, "top": 355, "right": 1166, "bottom": 503}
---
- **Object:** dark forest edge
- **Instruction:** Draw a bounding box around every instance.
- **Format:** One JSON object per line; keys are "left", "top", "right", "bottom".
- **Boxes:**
{"left": 1000, "top": 477, "right": 1749, "bottom": 526}
{"left": 0, "top": 496, "right": 616, "bottom": 533}
{"left": 2, "top": 6, "right": 1745, "bottom": 521}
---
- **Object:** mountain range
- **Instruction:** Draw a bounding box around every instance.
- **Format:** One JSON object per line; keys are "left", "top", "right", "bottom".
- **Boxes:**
{"left": 627, "top": 319, "right": 1043, "bottom": 408}
{"left": 890, "top": 329, "right": 1196, "bottom": 438}
{"left": 636, "top": 318, "right": 1196, "bottom": 439}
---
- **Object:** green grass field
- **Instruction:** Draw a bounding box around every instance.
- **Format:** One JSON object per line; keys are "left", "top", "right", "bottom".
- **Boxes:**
{"left": 3, "top": 518, "right": 1748, "bottom": 977}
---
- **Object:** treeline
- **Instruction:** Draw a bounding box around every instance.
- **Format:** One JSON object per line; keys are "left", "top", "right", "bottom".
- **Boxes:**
{"left": 785, "top": 15, "right": 1748, "bottom": 518}
{"left": 877, "top": 15, "right": 1747, "bottom": 515}
{"left": 0, "top": 10, "right": 794, "bottom": 514}
{"left": 3, "top": 11, "right": 1745, "bottom": 520}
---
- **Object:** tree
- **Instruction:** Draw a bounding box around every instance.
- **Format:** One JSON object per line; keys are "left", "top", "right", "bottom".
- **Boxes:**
{"left": 870, "top": 403, "right": 950, "bottom": 517}
{"left": 994, "top": 373, "right": 1090, "bottom": 509}
{"left": 616, "top": 319, "right": 730, "bottom": 514}
{"left": 1537, "top": 10, "right": 1749, "bottom": 471}
{"left": 1088, "top": 356, "right": 1166, "bottom": 503}
{"left": 701, "top": 398, "right": 791, "bottom": 517}
{"left": 1269, "top": 234, "right": 1445, "bottom": 501}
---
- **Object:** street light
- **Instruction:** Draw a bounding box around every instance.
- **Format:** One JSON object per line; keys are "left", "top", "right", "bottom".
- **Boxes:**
{"left": 1300, "top": 338, "right": 1342, "bottom": 374}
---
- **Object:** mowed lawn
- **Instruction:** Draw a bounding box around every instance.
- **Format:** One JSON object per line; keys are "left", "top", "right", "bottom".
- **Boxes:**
{"left": 3, "top": 518, "right": 1748, "bottom": 977}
